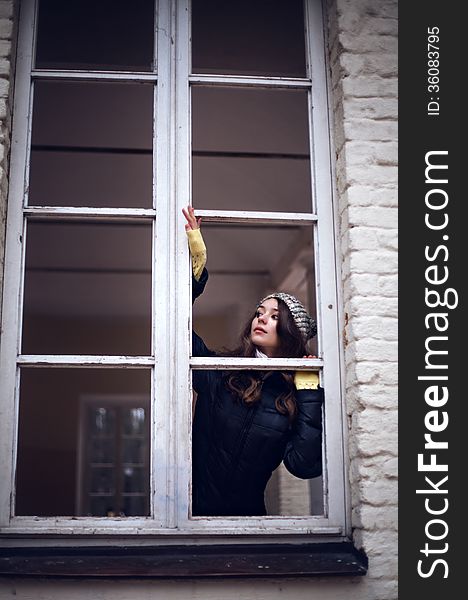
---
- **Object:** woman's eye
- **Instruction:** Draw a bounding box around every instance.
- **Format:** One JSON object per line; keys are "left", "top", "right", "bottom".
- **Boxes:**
{"left": 272, "top": 314, "right": 279, "bottom": 320}
{"left": 255, "top": 310, "right": 262, "bottom": 318}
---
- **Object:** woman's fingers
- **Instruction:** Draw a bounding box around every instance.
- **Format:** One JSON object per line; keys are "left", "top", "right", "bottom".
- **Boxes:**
{"left": 182, "top": 206, "right": 201, "bottom": 230}
{"left": 302, "top": 354, "right": 317, "bottom": 358}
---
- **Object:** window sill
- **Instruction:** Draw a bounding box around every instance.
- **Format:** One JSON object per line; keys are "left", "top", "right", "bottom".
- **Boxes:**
{"left": 0, "top": 542, "right": 367, "bottom": 578}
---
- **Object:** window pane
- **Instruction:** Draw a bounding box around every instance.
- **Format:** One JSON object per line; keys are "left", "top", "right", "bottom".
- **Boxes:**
{"left": 22, "top": 221, "right": 152, "bottom": 356}
{"left": 193, "top": 223, "right": 317, "bottom": 356}
{"left": 192, "top": 87, "right": 312, "bottom": 212}
{"left": 35, "top": 0, "right": 155, "bottom": 71}
{"left": 192, "top": 0, "right": 307, "bottom": 77}
{"left": 191, "top": 223, "right": 323, "bottom": 517}
{"left": 15, "top": 369, "right": 151, "bottom": 517}
{"left": 29, "top": 81, "right": 153, "bottom": 208}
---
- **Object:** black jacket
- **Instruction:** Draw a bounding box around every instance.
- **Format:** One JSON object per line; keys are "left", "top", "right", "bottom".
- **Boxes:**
{"left": 192, "top": 269, "right": 323, "bottom": 517}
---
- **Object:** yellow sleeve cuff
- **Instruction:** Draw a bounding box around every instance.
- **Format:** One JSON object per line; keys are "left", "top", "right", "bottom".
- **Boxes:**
{"left": 294, "top": 371, "right": 320, "bottom": 390}
{"left": 186, "top": 228, "right": 207, "bottom": 281}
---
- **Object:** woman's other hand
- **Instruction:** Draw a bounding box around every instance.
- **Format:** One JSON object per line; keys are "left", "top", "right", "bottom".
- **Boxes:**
{"left": 182, "top": 205, "right": 202, "bottom": 231}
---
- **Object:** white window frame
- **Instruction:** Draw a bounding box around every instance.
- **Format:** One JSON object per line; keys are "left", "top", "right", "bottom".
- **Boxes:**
{"left": 0, "top": 0, "right": 348, "bottom": 541}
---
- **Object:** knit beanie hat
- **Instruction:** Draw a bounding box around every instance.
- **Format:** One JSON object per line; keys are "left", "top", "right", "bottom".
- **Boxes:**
{"left": 258, "top": 292, "right": 317, "bottom": 341}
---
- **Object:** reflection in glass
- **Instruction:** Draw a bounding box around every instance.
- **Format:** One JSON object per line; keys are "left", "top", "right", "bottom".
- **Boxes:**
{"left": 15, "top": 369, "right": 151, "bottom": 517}
{"left": 123, "top": 467, "right": 146, "bottom": 493}
{"left": 89, "top": 407, "right": 116, "bottom": 437}
{"left": 192, "top": 87, "right": 312, "bottom": 212}
{"left": 35, "top": 0, "right": 155, "bottom": 71}
{"left": 22, "top": 221, "right": 152, "bottom": 356}
{"left": 192, "top": 0, "right": 306, "bottom": 77}
{"left": 90, "top": 467, "right": 115, "bottom": 494}
{"left": 29, "top": 81, "right": 153, "bottom": 208}
{"left": 123, "top": 408, "right": 146, "bottom": 436}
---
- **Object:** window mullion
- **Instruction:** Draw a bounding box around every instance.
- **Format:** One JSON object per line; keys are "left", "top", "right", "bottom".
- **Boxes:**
{"left": 152, "top": 0, "right": 176, "bottom": 528}
{"left": 305, "top": 0, "right": 347, "bottom": 531}
{"left": 173, "top": 0, "right": 192, "bottom": 529}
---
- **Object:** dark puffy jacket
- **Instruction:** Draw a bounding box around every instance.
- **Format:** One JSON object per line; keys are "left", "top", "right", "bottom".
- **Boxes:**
{"left": 192, "top": 269, "right": 323, "bottom": 517}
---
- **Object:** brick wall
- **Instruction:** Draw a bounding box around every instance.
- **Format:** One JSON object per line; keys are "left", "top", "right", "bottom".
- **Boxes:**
{"left": 327, "top": 0, "right": 398, "bottom": 597}
{"left": 0, "top": 0, "right": 14, "bottom": 320}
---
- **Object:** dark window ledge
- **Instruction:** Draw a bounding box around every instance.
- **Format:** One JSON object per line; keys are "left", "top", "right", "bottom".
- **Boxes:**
{"left": 0, "top": 542, "right": 367, "bottom": 579}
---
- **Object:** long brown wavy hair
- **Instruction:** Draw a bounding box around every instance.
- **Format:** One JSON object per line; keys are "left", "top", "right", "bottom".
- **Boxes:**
{"left": 223, "top": 298, "right": 307, "bottom": 423}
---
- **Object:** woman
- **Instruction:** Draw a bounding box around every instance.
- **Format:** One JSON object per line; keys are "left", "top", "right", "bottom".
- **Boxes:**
{"left": 183, "top": 206, "right": 324, "bottom": 517}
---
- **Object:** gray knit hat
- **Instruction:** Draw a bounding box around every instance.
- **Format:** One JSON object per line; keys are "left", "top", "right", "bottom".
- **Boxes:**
{"left": 258, "top": 292, "right": 317, "bottom": 341}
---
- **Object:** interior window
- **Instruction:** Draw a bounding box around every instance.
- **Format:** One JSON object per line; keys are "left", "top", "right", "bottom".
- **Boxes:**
{"left": 15, "top": 369, "right": 151, "bottom": 517}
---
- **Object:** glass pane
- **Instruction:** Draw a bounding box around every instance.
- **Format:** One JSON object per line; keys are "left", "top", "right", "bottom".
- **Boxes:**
{"left": 29, "top": 81, "right": 153, "bottom": 208}
{"left": 35, "top": 0, "right": 155, "bottom": 71}
{"left": 193, "top": 223, "right": 317, "bottom": 354}
{"left": 191, "top": 223, "right": 322, "bottom": 517}
{"left": 192, "top": 370, "right": 324, "bottom": 517}
{"left": 15, "top": 369, "right": 151, "bottom": 517}
{"left": 22, "top": 220, "right": 152, "bottom": 356}
{"left": 192, "top": 87, "right": 312, "bottom": 212}
{"left": 192, "top": 0, "right": 307, "bottom": 77}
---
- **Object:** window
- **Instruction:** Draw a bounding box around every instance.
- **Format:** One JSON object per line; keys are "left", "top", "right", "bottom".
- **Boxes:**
{"left": 0, "top": 0, "right": 347, "bottom": 545}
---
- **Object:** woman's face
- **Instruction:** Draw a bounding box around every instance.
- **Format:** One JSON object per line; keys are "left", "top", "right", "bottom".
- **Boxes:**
{"left": 250, "top": 298, "right": 280, "bottom": 357}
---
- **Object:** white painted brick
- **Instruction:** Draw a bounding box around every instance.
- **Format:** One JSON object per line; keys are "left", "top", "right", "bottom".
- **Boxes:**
{"left": 354, "top": 338, "right": 398, "bottom": 361}
{"left": 344, "top": 140, "right": 397, "bottom": 166}
{"left": 0, "top": 17, "right": 12, "bottom": 39}
{"left": 0, "top": 2, "right": 13, "bottom": 19}
{"left": 0, "top": 39, "right": 10, "bottom": 57}
{"left": 343, "top": 119, "right": 397, "bottom": 143}
{"left": 348, "top": 250, "right": 397, "bottom": 274}
{"left": 344, "top": 273, "right": 379, "bottom": 297}
{"left": 345, "top": 228, "right": 397, "bottom": 255}
{"left": 347, "top": 206, "right": 397, "bottom": 228}
{"left": 353, "top": 528, "right": 398, "bottom": 558}
{"left": 337, "top": 0, "right": 398, "bottom": 20}
{"left": 0, "top": 57, "right": 10, "bottom": 75}
{"left": 350, "top": 455, "right": 386, "bottom": 483}
{"left": 338, "top": 14, "right": 398, "bottom": 38}
{"left": 351, "top": 478, "right": 397, "bottom": 508}
{"left": 342, "top": 97, "right": 397, "bottom": 121}
{"left": 352, "top": 455, "right": 398, "bottom": 480}
{"left": 350, "top": 425, "right": 397, "bottom": 457}
{"left": 347, "top": 226, "right": 380, "bottom": 249}
{"left": 364, "top": 579, "right": 398, "bottom": 600}
{"left": 367, "top": 552, "right": 398, "bottom": 580}
{"left": 0, "top": 77, "right": 8, "bottom": 97}
{"left": 353, "top": 408, "right": 397, "bottom": 441}
{"left": 378, "top": 274, "right": 398, "bottom": 296}
{"left": 346, "top": 296, "right": 398, "bottom": 318}
{"left": 342, "top": 75, "right": 397, "bottom": 98}
{"left": 345, "top": 185, "right": 397, "bottom": 207}
{"left": 338, "top": 32, "right": 398, "bottom": 55}
{"left": 349, "top": 316, "right": 397, "bottom": 341}
{"left": 340, "top": 53, "right": 397, "bottom": 78}
{"left": 346, "top": 383, "right": 397, "bottom": 411}
{"left": 0, "top": 98, "right": 7, "bottom": 119}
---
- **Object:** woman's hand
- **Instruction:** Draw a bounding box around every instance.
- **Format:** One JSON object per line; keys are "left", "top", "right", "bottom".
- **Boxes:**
{"left": 294, "top": 355, "right": 319, "bottom": 389}
{"left": 182, "top": 205, "right": 202, "bottom": 231}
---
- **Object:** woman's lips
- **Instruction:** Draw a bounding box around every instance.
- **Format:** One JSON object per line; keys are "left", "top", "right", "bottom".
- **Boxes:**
{"left": 254, "top": 328, "right": 266, "bottom": 334}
